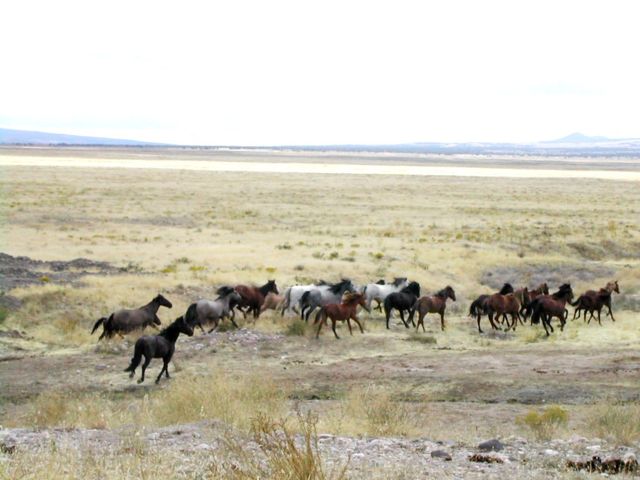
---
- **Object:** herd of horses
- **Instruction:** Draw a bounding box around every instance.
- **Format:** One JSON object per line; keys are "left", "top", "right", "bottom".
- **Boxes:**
{"left": 91, "top": 277, "right": 620, "bottom": 384}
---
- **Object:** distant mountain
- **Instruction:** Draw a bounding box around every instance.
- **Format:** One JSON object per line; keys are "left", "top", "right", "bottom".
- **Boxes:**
{"left": 545, "top": 132, "right": 611, "bottom": 143}
{"left": 0, "top": 128, "right": 160, "bottom": 146}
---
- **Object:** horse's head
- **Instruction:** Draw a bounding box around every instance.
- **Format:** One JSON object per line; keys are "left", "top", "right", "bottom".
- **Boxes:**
{"left": 403, "top": 281, "right": 420, "bottom": 297}
{"left": 376, "top": 279, "right": 386, "bottom": 285}
{"left": 445, "top": 286, "right": 456, "bottom": 301}
{"left": 176, "top": 316, "right": 194, "bottom": 337}
{"left": 499, "top": 283, "right": 514, "bottom": 295}
{"left": 393, "top": 277, "right": 408, "bottom": 288}
{"left": 541, "top": 283, "right": 549, "bottom": 295}
{"left": 344, "top": 292, "right": 366, "bottom": 307}
{"left": 216, "top": 285, "right": 235, "bottom": 298}
{"left": 153, "top": 317, "right": 162, "bottom": 326}
{"left": 607, "top": 280, "right": 620, "bottom": 294}
{"left": 266, "top": 279, "right": 279, "bottom": 294}
{"left": 155, "top": 294, "right": 173, "bottom": 309}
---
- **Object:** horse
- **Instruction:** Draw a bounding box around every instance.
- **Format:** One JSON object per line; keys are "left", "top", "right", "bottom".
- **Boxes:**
{"left": 361, "top": 277, "right": 409, "bottom": 313}
{"left": 235, "top": 280, "right": 278, "bottom": 319}
{"left": 260, "top": 292, "right": 285, "bottom": 313}
{"left": 410, "top": 286, "right": 456, "bottom": 332}
{"left": 571, "top": 281, "right": 620, "bottom": 325}
{"left": 530, "top": 284, "right": 574, "bottom": 336}
{"left": 383, "top": 281, "right": 421, "bottom": 329}
{"left": 279, "top": 281, "right": 327, "bottom": 316}
{"left": 183, "top": 286, "right": 242, "bottom": 334}
{"left": 520, "top": 283, "right": 549, "bottom": 319}
{"left": 91, "top": 294, "right": 172, "bottom": 341}
{"left": 470, "top": 283, "right": 514, "bottom": 333}
{"left": 487, "top": 292, "right": 522, "bottom": 331}
{"left": 124, "top": 315, "right": 194, "bottom": 384}
{"left": 314, "top": 292, "right": 366, "bottom": 339}
{"left": 299, "top": 279, "right": 356, "bottom": 322}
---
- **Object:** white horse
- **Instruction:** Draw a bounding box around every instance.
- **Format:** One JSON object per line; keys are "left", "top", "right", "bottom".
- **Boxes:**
{"left": 361, "top": 277, "right": 409, "bottom": 313}
{"left": 298, "top": 279, "right": 356, "bottom": 322}
{"left": 280, "top": 281, "right": 327, "bottom": 316}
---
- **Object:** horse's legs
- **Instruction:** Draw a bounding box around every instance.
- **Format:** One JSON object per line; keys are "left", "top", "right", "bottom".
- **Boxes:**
{"left": 439, "top": 312, "right": 446, "bottom": 331}
{"left": 399, "top": 310, "right": 409, "bottom": 328}
{"left": 346, "top": 318, "right": 353, "bottom": 336}
{"left": 607, "top": 305, "right": 616, "bottom": 322}
{"left": 488, "top": 312, "right": 498, "bottom": 331}
{"left": 385, "top": 308, "right": 391, "bottom": 329}
{"left": 352, "top": 315, "right": 364, "bottom": 334}
{"left": 331, "top": 319, "right": 340, "bottom": 339}
{"left": 477, "top": 314, "right": 483, "bottom": 334}
{"left": 416, "top": 311, "right": 426, "bottom": 332}
{"left": 155, "top": 360, "right": 169, "bottom": 384}
{"left": 305, "top": 306, "right": 317, "bottom": 323}
{"left": 138, "top": 355, "right": 151, "bottom": 384}
{"left": 597, "top": 308, "right": 602, "bottom": 326}
{"left": 315, "top": 317, "right": 324, "bottom": 338}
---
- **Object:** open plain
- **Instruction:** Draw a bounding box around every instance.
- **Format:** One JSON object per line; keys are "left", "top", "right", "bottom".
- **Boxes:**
{"left": 1, "top": 147, "right": 640, "bottom": 478}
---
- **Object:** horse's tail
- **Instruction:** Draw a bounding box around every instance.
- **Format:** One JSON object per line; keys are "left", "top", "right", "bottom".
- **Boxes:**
{"left": 468, "top": 300, "right": 478, "bottom": 317}
{"left": 91, "top": 317, "right": 107, "bottom": 335}
{"left": 124, "top": 340, "right": 143, "bottom": 372}
{"left": 183, "top": 303, "right": 198, "bottom": 327}
{"left": 281, "top": 287, "right": 292, "bottom": 314}
{"left": 530, "top": 302, "right": 543, "bottom": 325}
{"left": 299, "top": 290, "right": 311, "bottom": 314}
{"left": 570, "top": 296, "right": 583, "bottom": 307}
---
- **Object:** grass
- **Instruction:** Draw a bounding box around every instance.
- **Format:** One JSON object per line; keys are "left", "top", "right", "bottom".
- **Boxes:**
{"left": 516, "top": 405, "right": 569, "bottom": 440}
{"left": 587, "top": 403, "right": 640, "bottom": 445}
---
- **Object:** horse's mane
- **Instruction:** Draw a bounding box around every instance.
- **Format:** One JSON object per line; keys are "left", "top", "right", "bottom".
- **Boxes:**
{"left": 551, "top": 283, "right": 572, "bottom": 298}
{"left": 435, "top": 287, "right": 449, "bottom": 298}
{"left": 376, "top": 279, "right": 386, "bottom": 285}
{"left": 159, "top": 317, "right": 182, "bottom": 337}
{"left": 499, "top": 283, "right": 514, "bottom": 295}
{"left": 401, "top": 281, "right": 420, "bottom": 296}
{"left": 329, "top": 279, "right": 351, "bottom": 294}
{"left": 216, "top": 285, "right": 235, "bottom": 298}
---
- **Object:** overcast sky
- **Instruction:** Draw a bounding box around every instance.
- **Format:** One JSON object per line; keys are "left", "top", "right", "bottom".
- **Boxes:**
{"left": 1, "top": 1, "right": 639, "bottom": 145}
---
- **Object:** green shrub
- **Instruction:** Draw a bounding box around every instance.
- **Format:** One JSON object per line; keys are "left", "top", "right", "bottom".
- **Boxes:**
{"left": 517, "top": 405, "right": 568, "bottom": 440}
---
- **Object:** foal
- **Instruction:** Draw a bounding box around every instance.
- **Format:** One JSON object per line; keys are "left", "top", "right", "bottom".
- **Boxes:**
{"left": 124, "top": 315, "right": 194, "bottom": 384}
{"left": 410, "top": 286, "right": 456, "bottom": 332}
{"left": 314, "top": 292, "right": 366, "bottom": 339}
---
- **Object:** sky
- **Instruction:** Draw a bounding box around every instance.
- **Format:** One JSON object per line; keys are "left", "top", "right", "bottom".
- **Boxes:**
{"left": 1, "top": 1, "right": 639, "bottom": 145}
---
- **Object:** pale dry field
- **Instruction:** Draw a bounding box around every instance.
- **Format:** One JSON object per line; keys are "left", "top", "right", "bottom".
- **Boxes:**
{"left": 1, "top": 148, "right": 639, "bottom": 478}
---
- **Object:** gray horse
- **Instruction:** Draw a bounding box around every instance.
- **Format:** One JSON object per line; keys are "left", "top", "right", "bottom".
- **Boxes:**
{"left": 183, "top": 286, "right": 242, "bottom": 334}
{"left": 91, "top": 294, "right": 173, "bottom": 341}
{"left": 299, "top": 279, "right": 356, "bottom": 322}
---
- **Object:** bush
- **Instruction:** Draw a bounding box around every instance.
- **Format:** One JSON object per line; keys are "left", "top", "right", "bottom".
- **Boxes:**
{"left": 588, "top": 403, "right": 640, "bottom": 445}
{"left": 286, "top": 319, "right": 309, "bottom": 337}
{"left": 343, "top": 386, "right": 415, "bottom": 436}
{"left": 517, "top": 405, "right": 568, "bottom": 440}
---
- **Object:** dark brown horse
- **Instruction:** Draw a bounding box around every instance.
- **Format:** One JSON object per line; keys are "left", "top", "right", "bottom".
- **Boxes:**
{"left": 571, "top": 281, "right": 619, "bottom": 325}
{"left": 530, "top": 284, "right": 574, "bottom": 336}
{"left": 235, "top": 280, "right": 279, "bottom": 319}
{"left": 410, "top": 286, "right": 456, "bottom": 332}
{"left": 519, "top": 283, "right": 549, "bottom": 319}
{"left": 91, "top": 294, "right": 172, "bottom": 341}
{"left": 471, "top": 283, "right": 513, "bottom": 333}
{"left": 487, "top": 292, "right": 522, "bottom": 331}
{"left": 314, "top": 292, "right": 366, "bottom": 339}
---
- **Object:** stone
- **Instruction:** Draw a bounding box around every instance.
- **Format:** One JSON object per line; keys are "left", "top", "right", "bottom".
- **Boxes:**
{"left": 478, "top": 439, "right": 504, "bottom": 452}
{"left": 431, "top": 450, "right": 452, "bottom": 461}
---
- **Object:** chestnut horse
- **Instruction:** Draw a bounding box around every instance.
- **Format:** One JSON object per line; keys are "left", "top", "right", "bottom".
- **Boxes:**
{"left": 314, "top": 292, "right": 366, "bottom": 339}
{"left": 235, "top": 280, "right": 278, "bottom": 319}
{"left": 530, "top": 283, "right": 574, "bottom": 336}
{"left": 519, "top": 283, "right": 549, "bottom": 319}
{"left": 410, "top": 286, "right": 456, "bottom": 332}
{"left": 571, "top": 280, "right": 619, "bottom": 324}
{"left": 260, "top": 292, "right": 284, "bottom": 313}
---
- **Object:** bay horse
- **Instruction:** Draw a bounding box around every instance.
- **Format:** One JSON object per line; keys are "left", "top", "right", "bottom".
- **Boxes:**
{"left": 183, "top": 286, "right": 242, "bottom": 334}
{"left": 571, "top": 280, "right": 620, "bottom": 324}
{"left": 520, "top": 283, "right": 549, "bottom": 319}
{"left": 235, "top": 280, "right": 278, "bottom": 319}
{"left": 314, "top": 292, "right": 366, "bottom": 339}
{"left": 487, "top": 292, "right": 521, "bottom": 331}
{"left": 91, "top": 294, "right": 172, "bottom": 341}
{"left": 530, "top": 284, "right": 574, "bottom": 336}
{"left": 361, "top": 277, "right": 409, "bottom": 313}
{"left": 470, "top": 283, "right": 513, "bottom": 333}
{"left": 383, "top": 281, "right": 420, "bottom": 329}
{"left": 410, "top": 286, "right": 456, "bottom": 332}
{"left": 124, "top": 315, "right": 193, "bottom": 384}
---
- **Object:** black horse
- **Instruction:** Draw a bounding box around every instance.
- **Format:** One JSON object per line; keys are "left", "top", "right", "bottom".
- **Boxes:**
{"left": 383, "top": 281, "right": 420, "bottom": 329}
{"left": 124, "top": 315, "right": 193, "bottom": 384}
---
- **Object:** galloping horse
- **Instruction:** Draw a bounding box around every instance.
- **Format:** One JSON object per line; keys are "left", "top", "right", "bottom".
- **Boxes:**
{"left": 314, "top": 292, "right": 366, "bottom": 339}
{"left": 384, "top": 281, "right": 420, "bottom": 329}
{"left": 183, "top": 286, "right": 242, "bottom": 333}
{"left": 410, "top": 286, "right": 456, "bottom": 332}
{"left": 299, "top": 279, "right": 355, "bottom": 322}
{"left": 571, "top": 280, "right": 619, "bottom": 324}
{"left": 91, "top": 294, "right": 172, "bottom": 341}
{"left": 487, "top": 291, "right": 521, "bottom": 331}
{"left": 361, "top": 277, "right": 408, "bottom": 313}
{"left": 530, "top": 284, "right": 574, "bottom": 336}
{"left": 520, "top": 283, "right": 549, "bottom": 319}
{"left": 124, "top": 315, "right": 193, "bottom": 384}
{"left": 470, "top": 283, "right": 514, "bottom": 333}
{"left": 280, "top": 281, "right": 327, "bottom": 316}
{"left": 260, "top": 292, "right": 285, "bottom": 313}
{"left": 235, "top": 280, "right": 278, "bottom": 319}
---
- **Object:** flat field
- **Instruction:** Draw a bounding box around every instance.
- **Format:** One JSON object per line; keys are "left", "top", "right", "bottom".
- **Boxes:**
{"left": 0, "top": 147, "right": 639, "bottom": 478}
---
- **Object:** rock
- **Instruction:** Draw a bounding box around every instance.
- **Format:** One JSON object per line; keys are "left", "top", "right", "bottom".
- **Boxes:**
{"left": 544, "top": 449, "right": 559, "bottom": 456}
{"left": 478, "top": 439, "right": 504, "bottom": 452}
{"left": 430, "top": 450, "right": 452, "bottom": 461}
{"left": 469, "top": 453, "right": 507, "bottom": 464}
